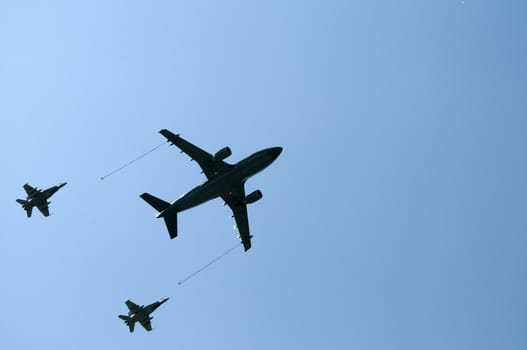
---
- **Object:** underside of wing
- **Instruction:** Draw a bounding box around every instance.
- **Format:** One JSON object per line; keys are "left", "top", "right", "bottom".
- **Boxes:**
{"left": 222, "top": 185, "right": 252, "bottom": 251}
{"left": 231, "top": 204, "right": 252, "bottom": 251}
{"left": 37, "top": 203, "right": 50, "bottom": 217}
{"left": 23, "top": 184, "right": 39, "bottom": 196}
{"left": 159, "top": 129, "right": 232, "bottom": 180}
{"left": 140, "top": 318, "right": 153, "bottom": 331}
{"left": 125, "top": 300, "right": 140, "bottom": 313}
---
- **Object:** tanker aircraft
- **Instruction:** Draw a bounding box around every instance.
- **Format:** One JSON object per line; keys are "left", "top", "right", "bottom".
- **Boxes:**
{"left": 140, "top": 129, "right": 282, "bottom": 251}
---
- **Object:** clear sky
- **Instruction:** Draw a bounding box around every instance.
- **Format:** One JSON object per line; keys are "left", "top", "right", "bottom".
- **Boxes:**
{"left": 1, "top": 1, "right": 526, "bottom": 349}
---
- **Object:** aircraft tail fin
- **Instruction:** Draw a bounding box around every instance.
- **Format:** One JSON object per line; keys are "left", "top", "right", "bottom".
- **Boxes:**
{"left": 118, "top": 315, "right": 135, "bottom": 332}
{"left": 140, "top": 193, "right": 171, "bottom": 212}
{"left": 140, "top": 193, "right": 178, "bottom": 239}
{"left": 16, "top": 199, "right": 32, "bottom": 217}
{"left": 163, "top": 212, "right": 178, "bottom": 239}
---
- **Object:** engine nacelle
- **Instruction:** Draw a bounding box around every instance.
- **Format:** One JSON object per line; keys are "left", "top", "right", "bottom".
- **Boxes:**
{"left": 244, "top": 190, "right": 263, "bottom": 204}
{"left": 214, "top": 147, "right": 232, "bottom": 161}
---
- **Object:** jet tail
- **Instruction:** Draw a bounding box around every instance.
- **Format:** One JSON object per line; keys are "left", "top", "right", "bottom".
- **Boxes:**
{"left": 163, "top": 213, "right": 178, "bottom": 239}
{"left": 140, "top": 193, "right": 178, "bottom": 239}
{"left": 16, "top": 199, "right": 32, "bottom": 217}
{"left": 140, "top": 193, "right": 171, "bottom": 212}
{"left": 118, "top": 315, "right": 135, "bottom": 332}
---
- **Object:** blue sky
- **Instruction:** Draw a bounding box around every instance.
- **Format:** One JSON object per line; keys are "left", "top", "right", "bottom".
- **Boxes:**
{"left": 1, "top": 1, "right": 526, "bottom": 349}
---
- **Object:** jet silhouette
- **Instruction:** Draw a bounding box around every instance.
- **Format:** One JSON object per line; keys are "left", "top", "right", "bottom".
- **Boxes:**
{"left": 118, "top": 298, "right": 169, "bottom": 332}
{"left": 16, "top": 182, "right": 67, "bottom": 217}
{"left": 141, "top": 129, "right": 282, "bottom": 251}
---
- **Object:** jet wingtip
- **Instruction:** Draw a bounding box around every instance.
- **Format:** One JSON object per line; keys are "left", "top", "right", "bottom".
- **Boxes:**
{"left": 242, "top": 235, "right": 254, "bottom": 252}
{"left": 159, "top": 129, "right": 180, "bottom": 138}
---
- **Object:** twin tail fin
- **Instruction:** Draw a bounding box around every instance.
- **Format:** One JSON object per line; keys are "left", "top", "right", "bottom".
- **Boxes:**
{"left": 16, "top": 199, "right": 32, "bottom": 217}
{"left": 118, "top": 315, "right": 135, "bottom": 332}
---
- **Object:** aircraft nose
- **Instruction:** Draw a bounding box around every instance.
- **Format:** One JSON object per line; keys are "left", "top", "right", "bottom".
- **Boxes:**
{"left": 272, "top": 147, "right": 282, "bottom": 158}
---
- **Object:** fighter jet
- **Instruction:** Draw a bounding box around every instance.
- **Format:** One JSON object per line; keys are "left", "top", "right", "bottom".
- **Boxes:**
{"left": 140, "top": 129, "right": 282, "bottom": 251}
{"left": 118, "top": 298, "right": 169, "bottom": 332}
{"left": 16, "top": 182, "right": 67, "bottom": 217}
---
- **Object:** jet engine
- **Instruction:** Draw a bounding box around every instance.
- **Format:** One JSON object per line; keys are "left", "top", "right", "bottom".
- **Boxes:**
{"left": 214, "top": 147, "right": 232, "bottom": 161}
{"left": 244, "top": 190, "right": 263, "bottom": 204}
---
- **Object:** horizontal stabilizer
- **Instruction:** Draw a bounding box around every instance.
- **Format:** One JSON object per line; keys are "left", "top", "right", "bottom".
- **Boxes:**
{"left": 164, "top": 213, "right": 178, "bottom": 239}
{"left": 140, "top": 193, "right": 171, "bottom": 212}
{"left": 119, "top": 315, "right": 135, "bottom": 332}
{"left": 16, "top": 199, "right": 32, "bottom": 217}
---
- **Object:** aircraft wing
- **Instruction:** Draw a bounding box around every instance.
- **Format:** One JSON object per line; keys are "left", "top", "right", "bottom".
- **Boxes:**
{"left": 23, "top": 184, "right": 39, "bottom": 196}
{"left": 139, "top": 318, "right": 153, "bottom": 331}
{"left": 231, "top": 204, "right": 252, "bottom": 251}
{"left": 222, "top": 185, "right": 252, "bottom": 251}
{"left": 37, "top": 203, "right": 50, "bottom": 217}
{"left": 159, "top": 129, "right": 232, "bottom": 180}
{"left": 125, "top": 300, "right": 141, "bottom": 313}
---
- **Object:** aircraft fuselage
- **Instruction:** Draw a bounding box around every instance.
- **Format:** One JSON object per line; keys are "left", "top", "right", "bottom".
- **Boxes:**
{"left": 18, "top": 182, "right": 67, "bottom": 217}
{"left": 129, "top": 305, "right": 155, "bottom": 321}
{"left": 120, "top": 298, "right": 168, "bottom": 332}
{"left": 27, "top": 186, "right": 61, "bottom": 205}
{"left": 158, "top": 147, "right": 281, "bottom": 217}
